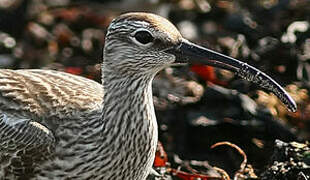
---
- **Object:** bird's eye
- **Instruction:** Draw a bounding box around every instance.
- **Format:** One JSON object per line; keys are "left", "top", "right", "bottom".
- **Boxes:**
{"left": 134, "top": 30, "right": 154, "bottom": 45}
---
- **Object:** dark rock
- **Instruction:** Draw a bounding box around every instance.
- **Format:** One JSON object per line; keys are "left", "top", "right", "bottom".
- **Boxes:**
{"left": 261, "top": 140, "right": 310, "bottom": 180}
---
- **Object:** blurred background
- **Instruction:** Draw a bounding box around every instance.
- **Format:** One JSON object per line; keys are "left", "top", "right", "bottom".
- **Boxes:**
{"left": 0, "top": 0, "right": 309, "bottom": 179}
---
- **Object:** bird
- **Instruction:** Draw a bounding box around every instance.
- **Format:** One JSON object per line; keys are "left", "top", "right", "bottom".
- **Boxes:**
{"left": 0, "top": 12, "right": 297, "bottom": 180}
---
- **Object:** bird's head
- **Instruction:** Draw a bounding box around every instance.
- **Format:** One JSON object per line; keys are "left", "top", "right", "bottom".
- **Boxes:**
{"left": 104, "top": 12, "right": 182, "bottom": 74}
{"left": 104, "top": 12, "right": 297, "bottom": 112}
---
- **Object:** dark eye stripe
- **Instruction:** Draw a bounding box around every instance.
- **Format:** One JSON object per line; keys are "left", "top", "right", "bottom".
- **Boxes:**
{"left": 134, "top": 31, "right": 154, "bottom": 44}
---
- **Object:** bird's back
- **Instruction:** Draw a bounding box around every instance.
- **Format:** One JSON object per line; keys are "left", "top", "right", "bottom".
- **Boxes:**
{"left": 0, "top": 69, "right": 104, "bottom": 179}
{"left": 0, "top": 69, "right": 103, "bottom": 119}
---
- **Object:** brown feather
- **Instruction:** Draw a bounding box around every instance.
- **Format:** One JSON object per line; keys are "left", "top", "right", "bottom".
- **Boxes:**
{"left": 116, "top": 12, "right": 182, "bottom": 43}
{"left": 0, "top": 69, "right": 103, "bottom": 119}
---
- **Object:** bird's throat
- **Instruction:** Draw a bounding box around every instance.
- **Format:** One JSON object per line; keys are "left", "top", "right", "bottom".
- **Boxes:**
{"left": 100, "top": 69, "right": 158, "bottom": 179}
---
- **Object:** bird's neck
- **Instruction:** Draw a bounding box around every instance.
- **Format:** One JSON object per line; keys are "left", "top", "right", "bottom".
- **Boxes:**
{"left": 99, "top": 67, "right": 158, "bottom": 179}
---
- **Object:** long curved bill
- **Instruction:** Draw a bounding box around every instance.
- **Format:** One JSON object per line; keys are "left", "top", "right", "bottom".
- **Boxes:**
{"left": 166, "top": 39, "right": 297, "bottom": 112}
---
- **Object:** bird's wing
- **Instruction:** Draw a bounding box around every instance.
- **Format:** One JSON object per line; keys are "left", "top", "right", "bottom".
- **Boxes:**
{"left": 0, "top": 113, "right": 55, "bottom": 151}
{"left": 0, "top": 69, "right": 103, "bottom": 176}
{"left": 0, "top": 113, "right": 56, "bottom": 176}
{"left": 0, "top": 69, "right": 103, "bottom": 120}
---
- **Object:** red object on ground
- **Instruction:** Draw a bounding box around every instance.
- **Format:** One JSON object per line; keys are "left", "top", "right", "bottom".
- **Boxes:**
{"left": 190, "top": 65, "right": 227, "bottom": 86}
{"left": 153, "top": 141, "right": 168, "bottom": 167}
{"left": 153, "top": 142, "right": 224, "bottom": 180}
{"left": 65, "top": 67, "right": 83, "bottom": 75}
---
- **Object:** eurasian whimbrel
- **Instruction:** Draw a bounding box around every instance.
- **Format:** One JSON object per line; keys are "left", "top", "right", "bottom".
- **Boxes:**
{"left": 0, "top": 12, "right": 296, "bottom": 179}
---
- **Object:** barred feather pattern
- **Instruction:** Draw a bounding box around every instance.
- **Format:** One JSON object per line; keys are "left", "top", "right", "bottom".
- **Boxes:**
{"left": 0, "top": 12, "right": 179, "bottom": 179}
{"left": 93, "top": 14, "right": 179, "bottom": 178}
{"left": 0, "top": 38, "right": 160, "bottom": 180}
{"left": 0, "top": 69, "right": 105, "bottom": 179}
{"left": 0, "top": 69, "right": 103, "bottom": 118}
{"left": 96, "top": 67, "right": 158, "bottom": 180}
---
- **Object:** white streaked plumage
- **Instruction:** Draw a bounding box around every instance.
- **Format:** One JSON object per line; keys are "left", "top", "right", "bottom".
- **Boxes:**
{"left": 0, "top": 12, "right": 178, "bottom": 180}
